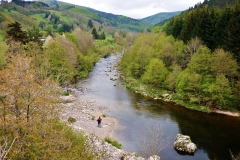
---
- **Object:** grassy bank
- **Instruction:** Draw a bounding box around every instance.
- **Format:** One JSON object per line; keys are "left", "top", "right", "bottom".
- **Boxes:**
{"left": 121, "top": 76, "right": 211, "bottom": 113}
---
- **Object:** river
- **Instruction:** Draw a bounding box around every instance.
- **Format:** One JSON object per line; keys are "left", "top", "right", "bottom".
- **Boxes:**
{"left": 76, "top": 54, "right": 240, "bottom": 160}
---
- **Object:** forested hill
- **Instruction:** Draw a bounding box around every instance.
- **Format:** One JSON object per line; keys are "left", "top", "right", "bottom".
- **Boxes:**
{"left": 0, "top": 0, "right": 150, "bottom": 33}
{"left": 140, "top": 11, "right": 182, "bottom": 25}
{"left": 190, "top": 0, "right": 239, "bottom": 9}
{"left": 39, "top": 0, "right": 151, "bottom": 32}
{"left": 165, "top": 0, "right": 240, "bottom": 64}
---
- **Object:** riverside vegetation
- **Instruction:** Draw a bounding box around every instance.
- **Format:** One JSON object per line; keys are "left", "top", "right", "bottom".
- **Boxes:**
{"left": 120, "top": 1, "right": 240, "bottom": 113}
{"left": 120, "top": 33, "right": 239, "bottom": 113}
{"left": 0, "top": 17, "right": 128, "bottom": 158}
{"left": 0, "top": 0, "right": 240, "bottom": 159}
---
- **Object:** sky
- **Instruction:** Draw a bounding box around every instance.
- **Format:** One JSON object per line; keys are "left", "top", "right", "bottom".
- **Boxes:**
{"left": 57, "top": 0, "right": 204, "bottom": 19}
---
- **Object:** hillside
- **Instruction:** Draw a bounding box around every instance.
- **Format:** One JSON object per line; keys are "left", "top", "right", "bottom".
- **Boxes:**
{"left": 165, "top": 0, "right": 240, "bottom": 64}
{"left": 191, "top": 0, "right": 239, "bottom": 9}
{"left": 140, "top": 11, "right": 181, "bottom": 25}
{"left": 0, "top": 0, "right": 150, "bottom": 37}
{"left": 38, "top": 0, "right": 151, "bottom": 32}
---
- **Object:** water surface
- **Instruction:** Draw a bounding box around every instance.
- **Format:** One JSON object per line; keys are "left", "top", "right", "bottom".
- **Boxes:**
{"left": 77, "top": 54, "right": 240, "bottom": 160}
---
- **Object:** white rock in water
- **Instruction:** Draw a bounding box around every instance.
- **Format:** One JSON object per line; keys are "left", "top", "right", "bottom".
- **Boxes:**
{"left": 173, "top": 134, "right": 197, "bottom": 153}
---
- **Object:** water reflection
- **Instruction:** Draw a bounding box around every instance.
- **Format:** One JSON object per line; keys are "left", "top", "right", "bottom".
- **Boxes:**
{"left": 77, "top": 54, "right": 240, "bottom": 160}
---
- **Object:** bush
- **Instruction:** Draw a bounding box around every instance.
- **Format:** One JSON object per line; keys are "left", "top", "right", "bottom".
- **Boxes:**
{"left": 68, "top": 117, "right": 76, "bottom": 123}
{"left": 104, "top": 137, "right": 122, "bottom": 149}
{"left": 62, "top": 91, "right": 69, "bottom": 96}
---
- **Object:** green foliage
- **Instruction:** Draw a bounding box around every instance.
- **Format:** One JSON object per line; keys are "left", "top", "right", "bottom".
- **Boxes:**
{"left": 65, "top": 32, "right": 76, "bottom": 43}
{"left": 166, "top": 3, "right": 240, "bottom": 64}
{"left": 102, "top": 114, "right": 106, "bottom": 118}
{"left": 120, "top": 32, "right": 240, "bottom": 111}
{"left": 68, "top": 117, "right": 76, "bottom": 123}
{"left": 62, "top": 91, "right": 69, "bottom": 96}
{"left": 142, "top": 58, "right": 169, "bottom": 87}
{"left": 44, "top": 41, "right": 75, "bottom": 84}
{"left": 92, "top": 116, "right": 95, "bottom": 120}
{"left": 0, "top": 52, "right": 6, "bottom": 70}
{"left": 0, "top": 15, "right": 4, "bottom": 23}
{"left": 27, "top": 26, "right": 43, "bottom": 44}
{"left": 104, "top": 137, "right": 122, "bottom": 149}
{"left": 140, "top": 11, "right": 182, "bottom": 25}
{"left": 92, "top": 27, "right": 98, "bottom": 39}
{"left": 187, "top": 46, "right": 212, "bottom": 74}
{"left": 6, "top": 21, "right": 27, "bottom": 44}
{"left": 88, "top": 19, "right": 93, "bottom": 28}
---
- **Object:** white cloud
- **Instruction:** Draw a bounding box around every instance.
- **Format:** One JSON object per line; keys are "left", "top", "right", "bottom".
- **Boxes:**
{"left": 60, "top": 0, "right": 204, "bottom": 18}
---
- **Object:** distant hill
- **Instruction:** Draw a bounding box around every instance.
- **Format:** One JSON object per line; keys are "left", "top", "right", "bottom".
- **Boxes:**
{"left": 34, "top": 0, "right": 151, "bottom": 32}
{"left": 140, "top": 11, "right": 182, "bottom": 25}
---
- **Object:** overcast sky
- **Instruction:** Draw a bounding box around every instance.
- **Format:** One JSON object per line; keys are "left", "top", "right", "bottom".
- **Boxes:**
{"left": 57, "top": 0, "right": 203, "bottom": 19}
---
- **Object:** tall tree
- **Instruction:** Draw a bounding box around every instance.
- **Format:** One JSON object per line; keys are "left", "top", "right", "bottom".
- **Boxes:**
{"left": 87, "top": 19, "right": 93, "bottom": 29}
{"left": 91, "top": 27, "right": 99, "bottom": 39}
{"left": 6, "top": 21, "right": 27, "bottom": 44}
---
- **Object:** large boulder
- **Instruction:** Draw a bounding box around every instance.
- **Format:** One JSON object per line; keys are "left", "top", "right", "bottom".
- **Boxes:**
{"left": 173, "top": 134, "right": 197, "bottom": 153}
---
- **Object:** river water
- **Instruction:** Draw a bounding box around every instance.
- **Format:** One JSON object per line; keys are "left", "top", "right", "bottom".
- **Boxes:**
{"left": 76, "top": 54, "right": 240, "bottom": 160}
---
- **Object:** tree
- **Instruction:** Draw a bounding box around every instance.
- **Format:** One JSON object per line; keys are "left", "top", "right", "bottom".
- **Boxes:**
{"left": 91, "top": 27, "right": 99, "bottom": 39}
{"left": 184, "top": 37, "right": 202, "bottom": 61}
{"left": 0, "top": 54, "right": 61, "bottom": 134}
{"left": 6, "top": 21, "right": 27, "bottom": 44}
{"left": 72, "top": 27, "right": 93, "bottom": 55}
{"left": 142, "top": 58, "right": 169, "bottom": 87}
{"left": 203, "top": 74, "right": 232, "bottom": 109}
{"left": 211, "top": 49, "right": 238, "bottom": 79}
{"left": 187, "top": 46, "right": 212, "bottom": 75}
{"left": 44, "top": 41, "right": 75, "bottom": 84}
{"left": 139, "top": 122, "right": 167, "bottom": 158}
{"left": 87, "top": 19, "right": 93, "bottom": 29}
{"left": 176, "top": 69, "right": 202, "bottom": 102}
{"left": 27, "top": 26, "right": 43, "bottom": 45}
{"left": 100, "top": 32, "right": 106, "bottom": 40}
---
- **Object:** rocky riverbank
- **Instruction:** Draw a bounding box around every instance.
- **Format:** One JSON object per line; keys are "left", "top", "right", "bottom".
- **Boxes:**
{"left": 60, "top": 90, "right": 160, "bottom": 160}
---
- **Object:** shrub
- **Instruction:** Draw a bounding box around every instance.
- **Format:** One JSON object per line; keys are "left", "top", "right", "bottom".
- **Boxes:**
{"left": 104, "top": 137, "right": 122, "bottom": 149}
{"left": 62, "top": 91, "right": 70, "bottom": 96}
{"left": 68, "top": 117, "right": 76, "bottom": 123}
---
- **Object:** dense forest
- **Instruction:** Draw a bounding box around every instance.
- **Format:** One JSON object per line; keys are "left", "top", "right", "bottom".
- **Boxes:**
{"left": 165, "top": 3, "right": 240, "bottom": 64}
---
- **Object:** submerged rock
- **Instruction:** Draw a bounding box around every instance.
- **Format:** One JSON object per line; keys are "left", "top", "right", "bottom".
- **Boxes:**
{"left": 173, "top": 134, "right": 197, "bottom": 153}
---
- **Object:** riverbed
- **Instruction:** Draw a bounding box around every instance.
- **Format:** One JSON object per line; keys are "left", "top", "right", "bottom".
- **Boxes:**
{"left": 76, "top": 53, "right": 240, "bottom": 160}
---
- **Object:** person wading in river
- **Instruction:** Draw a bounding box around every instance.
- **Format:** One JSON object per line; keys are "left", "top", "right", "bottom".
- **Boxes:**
{"left": 97, "top": 117, "right": 102, "bottom": 127}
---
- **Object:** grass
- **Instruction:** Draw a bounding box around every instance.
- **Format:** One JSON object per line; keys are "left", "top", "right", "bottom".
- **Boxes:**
{"left": 30, "top": 13, "right": 48, "bottom": 23}
{"left": 104, "top": 137, "right": 122, "bottom": 149}
{"left": 102, "top": 114, "right": 106, "bottom": 118}
{"left": 122, "top": 76, "right": 212, "bottom": 113}
{"left": 91, "top": 116, "right": 95, "bottom": 120}
{"left": 50, "top": 10, "right": 71, "bottom": 23}
{"left": 0, "top": 31, "right": 8, "bottom": 65}
{"left": 61, "top": 91, "right": 70, "bottom": 96}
